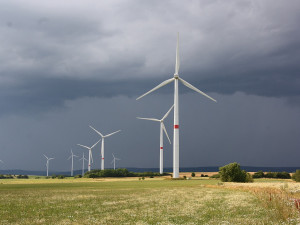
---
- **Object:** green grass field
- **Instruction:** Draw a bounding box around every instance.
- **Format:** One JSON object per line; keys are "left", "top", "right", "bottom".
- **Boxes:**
{"left": 0, "top": 177, "right": 299, "bottom": 224}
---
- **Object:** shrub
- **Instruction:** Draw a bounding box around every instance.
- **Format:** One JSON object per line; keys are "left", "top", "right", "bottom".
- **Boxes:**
{"left": 0, "top": 174, "right": 14, "bottom": 179}
{"left": 219, "top": 162, "right": 253, "bottom": 183}
{"left": 57, "top": 175, "right": 65, "bottom": 179}
{"left": 183, "top": 176, "right": 187, "bottom": 180}
{"left": 292, "top": 170, "right": 300, "bottom": 182}
{"left": 253, "top": 170, "right": 264, "bottom": 178}
{"left": 265, "top": 171, "right": 291, "bottom": 179}
{"left": 246, "top": 172, "right": 254, "bottom": 182}
{"left": 201, "top": 174, "right": 204, "bottom": 177}
{"left": 16, "top": 175, "right": 29, "bottom": 179}
{"left": 210, "top": 174, "right": 220, "bottom": 179}
{"left": 74, "top": 174, "right": 82, "bottom": 178}
{"left": 191, "top": 172, "right": 195, "bottom": 177}
{"left": 276, "top": 172, "right": 291, "bottom": 179}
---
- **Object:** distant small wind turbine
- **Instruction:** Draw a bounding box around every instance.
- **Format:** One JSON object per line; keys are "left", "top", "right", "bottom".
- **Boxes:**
{"left": 89, "top": 125, "right": 121, "bottom": 170}
{"left": 136, "top": 33, "right": 217, "bottom": 178}
{"left": 111, "top": 153, "right": 120, "bottom": 170}
{"left": 137, "top": 104, "right": 174, "bottom": 174}
{"left": 77, "top": 139, "right": 100, "bottom": 171}
{"left": 79, "top": 152, "right": 88, "bottom": 176}
{"left": 44, "top": 154, "right": 54, "bottom": 177}
{"left": 68, "top": 149, "right": 78, "bottom": 176}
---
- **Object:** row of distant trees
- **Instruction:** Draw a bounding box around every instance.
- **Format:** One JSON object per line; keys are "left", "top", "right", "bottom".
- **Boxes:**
{"left": 215, "top": 162, "right": 300, "bottom": 183}
{"left": 1, "top": 164, "right": 300, "bottom": 183}
{"left": 84, "top": 168, "right": 170, "bottom": 178}
{"left": 0, "top": 174, "right": 28, "bottom": 179}
{"left": 252, "top": 170, "right": 291, "bottom": 179}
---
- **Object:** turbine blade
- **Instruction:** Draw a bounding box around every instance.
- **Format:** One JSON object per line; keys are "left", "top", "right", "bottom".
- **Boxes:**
{"left": 179, "top": 78, "right": 217, "bottom": 102}
{"left": 67, "top": 156, "right": 71, "bottom": 160}
{"left": 43, "top": 154, "right": 48, "bottom": 160}
{"left": 112, "top": 153, "right": 115, "bottom": 158}
{"left": 162, "top": 104, "right": 174, "bottom": 120}
{"left": 73, "top": 155, "right": 79, "bottom": 158}
{"left": 104, "top": 130, "right": 121, "bottom": 138}
{"left": 136, "top": 78, "right": 175, "bottom": 100}
{"left": 49, "top": 158, "right": 54, "bottom": 160}
{"left": 162, "top": 123, "right": 171, "bottom": 144}
{"left": 77, "top": 144, "right": 90, "bottom": 150}
{"left": 91, "top": 139, "right": 101, "bottom": 149}
{"left": 89, "top": 125, "right": 104, "bottom": 137}
{"left": 136, "top": 117, "right": 160, "bottom": 122}
{"left": 175, "top": 32, "right": 180, "bottom": 75}
{"left": 115, "top": 158, "right": 121, "bottom": 160}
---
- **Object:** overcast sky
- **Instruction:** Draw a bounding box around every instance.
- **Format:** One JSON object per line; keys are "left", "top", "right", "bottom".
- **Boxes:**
{"left": 0, "top": 0, "right": 300, "bottom": 172}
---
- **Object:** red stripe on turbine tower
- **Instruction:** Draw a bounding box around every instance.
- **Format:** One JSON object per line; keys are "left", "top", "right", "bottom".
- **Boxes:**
{"left": 174, "top": 125, "right": 179, "bottom": 129}
{"left": 160, "top": 147, "right": 163, "bottom": 149}
{"left": 102, "top": 158, "right": 104, "bottom": 160}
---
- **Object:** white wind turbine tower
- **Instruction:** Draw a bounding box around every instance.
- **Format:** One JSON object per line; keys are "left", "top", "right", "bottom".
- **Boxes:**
{"left": 137, "top": 104, "right": 174, "bottom": 174}
{"left": 89, "top": 125, "right": 121, "bottom": 170}
{"left": 136, "top": 33, "right": 217, "bottom": 178}
{"left": 79, "top": 152, "right": 88, "bottom": 176}
{"left": 111, "top": 153, "right": 120, "bottom": 170}
{"left": 44, "top": 154, "right": 54, "bottom": 177}
{"left": 77, "top": 139, "right": 100, "bottom": 172}
{"left": 68, "top": 149, "right": 78, "bottom": 176}
{"left": 0, "top": 160, "right": 3, "bottom": 169}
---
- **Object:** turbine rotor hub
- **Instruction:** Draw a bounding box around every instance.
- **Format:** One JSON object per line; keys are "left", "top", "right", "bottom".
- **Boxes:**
{"left": 174, "top": 74, "right": 179, "bottom": 79}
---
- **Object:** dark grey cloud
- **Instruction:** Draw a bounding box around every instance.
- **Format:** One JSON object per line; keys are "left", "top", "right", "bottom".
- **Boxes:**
{"left": 0, "top": 0, "right": 299, "bottom": 117}
{"left": 0, "top": 0, "right": 300, "bottom": 171}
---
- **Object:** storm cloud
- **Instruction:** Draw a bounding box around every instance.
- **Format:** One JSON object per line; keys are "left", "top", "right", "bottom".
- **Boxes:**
{"left": 0, "top": 0, "right": 300, "bottom": 171}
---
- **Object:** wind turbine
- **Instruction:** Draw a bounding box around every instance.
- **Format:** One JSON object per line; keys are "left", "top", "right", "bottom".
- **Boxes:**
{"left": 136, "top": 33, "right": 217, "bottom": 178}
{"left": 89, "top": 125, "right": 121, "bottom": 170}
{"left": 77, "top": 139, "right": 100, "bottom": 172}
{"left": 137, "top": 104, "right": 174, "bottom": 174}
{"left": 79, "top": 152, "right": 88, "bottom": 176}
{"left": 68, "top": 149, "right": 78, "bottom": 176}
{"left": 111, "top": 153, "right": 121, "bottom": 170}
{"left": 44, "top": 154, "right": 54, "bottom": 177}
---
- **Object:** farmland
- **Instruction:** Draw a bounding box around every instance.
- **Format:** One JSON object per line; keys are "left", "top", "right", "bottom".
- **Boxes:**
{"left": 0, "top": 176, "right": 299, "bottom": 224}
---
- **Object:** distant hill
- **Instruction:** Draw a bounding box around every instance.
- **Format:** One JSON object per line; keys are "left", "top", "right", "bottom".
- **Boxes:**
{"left": 0, "top": 166, "right": 299, "bottom": 176}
